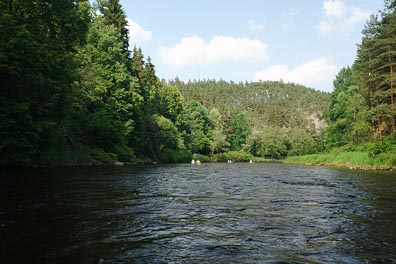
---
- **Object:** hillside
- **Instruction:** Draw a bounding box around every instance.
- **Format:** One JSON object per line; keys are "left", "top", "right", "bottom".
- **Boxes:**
{"left": 170, "top": 79, "right": 330, "bottom": 158}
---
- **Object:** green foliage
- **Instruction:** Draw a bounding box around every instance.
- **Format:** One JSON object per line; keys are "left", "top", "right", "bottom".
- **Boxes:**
{"left": 76, "top": 15, "right": 139, "bottom": 121}
{"left": 0, "top": 0, "right": 90, "bottom": 166}
{"left": 192, "top": 153, "right": 211, "bottom": 162}
{"left": 288, "top": 128, "right": 318, "bottom": 156}
{"left": 211, "top": 151, "right": 254, "bottom": 162}
{"left": 245, "top": 127, "right": 290, "bottom": 159}
{"left": 307, "top": 1, "right": 396, "bottom": 168}
{"left": 82, "top": 109, "right": 125, "bottom": 150}
{"left": 161, "top": 149, "right": 192, "bottom": 163}
{"left": 326, "top": 81, "right": 371, "bottom": 145}
{"left": 90, "top": 148, "right": 118, "bottom": 165}
{"left": 153, "top": 114, "right": 183, "bottom": 152}
{"left": 353, "top": 3, "right": 396, "bottom": 138}
{"left": 184, "top": 100, "right": 212, "bottom": 155}
{"left": 158, "top": 83, "right": 185, "bottom": 127}
{"left": 174, "top": 79, "right": 329, "bottom": 159}
{"left": 175, "top": 79, "right": 329, "bottom": 131}
{"left": 230, "top": 111, "right": 252, "bottom": 150}
{"left": 99, "top": 0, "right": 129, "bottom": 53}
{"left": 377, "top": 151, "right": 396, "bottom": 166}
{"left": 210, "top": 129, "right": 230, "bottom": 154}
{"left": 285, "top": 152, "right": 380, "bottom": 167}
{"left": 366, "top": 134, "right": 396, "bottom": 156}
{"left": 112, "top": 144, "right": 136, "bottom": 162}
{"left": 4, "top": 0, "right": 395, "bottom": 167}
{"left": 208, "top": 108, "right": 230, "bottom": 153}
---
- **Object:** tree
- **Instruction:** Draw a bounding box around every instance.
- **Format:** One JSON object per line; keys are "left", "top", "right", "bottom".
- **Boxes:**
{"left": 288, "top": 128, "right": 317, "bottom": 156}
{"left": 158, "top": 83, "right": 185, "bottom": 128}
{"left": 209, "top": 108, "right": 229, "bottom": 153}
{"left": 145, "top": 56, "right": 158, "bottom": 86}
{"left": 131, "top": 46, "right": 146, "bottom": 87}
{"left": 354, "top": 4, "right": 396, "bottom": 139}
{"left": 245, "top": 127, "right": 289, "bottom": 159}
{"left": 184, "top": 101, "right": 212, "bottom": 154}
{"left": 329, "top": 67, "right": 353, "bottom": 122}
{"left": 327, "top": 85, "right": 371, "bottom": 145}
{"left": 74, "top": 14, "right": 140, "bottom": 161}
{"left": 76, "top": 15, "right": 140, "bottom": 121}
{"left": 0, "top": 0, "right": 90, "bottom": 166}
{"left": 99, "top": 0, "right": 129, "bottom": 54}
{"left": 153, "top": 115, "right": 183, "bottom": 155}
{"left": 230, "top": 111, "right": 252, "bottom": 150}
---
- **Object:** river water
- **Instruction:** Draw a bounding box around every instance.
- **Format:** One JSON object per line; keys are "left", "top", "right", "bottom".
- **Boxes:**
{"left": 1, "top": 163, "right": 396, "bottom": 263}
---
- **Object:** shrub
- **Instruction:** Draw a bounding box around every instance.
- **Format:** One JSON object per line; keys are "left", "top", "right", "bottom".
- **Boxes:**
{"left": 162, "top": 149, "right": 192, "bottom": 163}
{"left": 211, "top": 150, "right": 254, "bottom": 162}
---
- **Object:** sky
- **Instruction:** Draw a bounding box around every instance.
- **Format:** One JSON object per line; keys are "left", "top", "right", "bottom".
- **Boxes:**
{"left": 121, "top": 0, "right": 384, "bottom": 92}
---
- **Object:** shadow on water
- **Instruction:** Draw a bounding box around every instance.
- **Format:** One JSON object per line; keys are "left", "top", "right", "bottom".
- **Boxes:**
{"left": 1, "top": 163, "right": 396, "bottom": 263}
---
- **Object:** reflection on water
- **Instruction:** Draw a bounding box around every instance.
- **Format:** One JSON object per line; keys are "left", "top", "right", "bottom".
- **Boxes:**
{"left": 1, "top": 163, "right": 396, "bottom": 263}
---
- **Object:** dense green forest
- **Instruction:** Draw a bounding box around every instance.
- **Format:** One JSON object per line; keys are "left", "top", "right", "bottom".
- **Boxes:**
{"left": 1, "top": 0, "right": 187, "bottom": 166}
{"left": 1, "top": 0, "right": 395, "bottom": 167}
{"left": 172, "top": 79, "right": 329, "bottom": 158}
{"left": 289, "top": 0, "right": 396, "bottom": 168}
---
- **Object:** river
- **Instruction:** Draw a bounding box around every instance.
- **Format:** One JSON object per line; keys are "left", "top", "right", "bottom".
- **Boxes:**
{"left": 1, "top": 163, "right": 396, "bottom": 263}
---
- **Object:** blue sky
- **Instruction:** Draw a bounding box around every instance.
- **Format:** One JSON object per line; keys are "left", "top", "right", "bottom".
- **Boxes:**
{"left": 121, "top": 0, "right": 384, "bottom": 92}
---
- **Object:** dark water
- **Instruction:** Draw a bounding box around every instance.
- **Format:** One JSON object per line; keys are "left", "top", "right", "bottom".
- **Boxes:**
{"left": 1, "top": 163, "right": 396, "bottom": 263}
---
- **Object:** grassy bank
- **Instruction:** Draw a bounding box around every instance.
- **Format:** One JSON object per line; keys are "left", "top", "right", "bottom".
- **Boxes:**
{"left": 191, "top": 151, "right": 276, "bottom": 163}
{"left": 285, "top": 151, "right": 396, "bottom": 171}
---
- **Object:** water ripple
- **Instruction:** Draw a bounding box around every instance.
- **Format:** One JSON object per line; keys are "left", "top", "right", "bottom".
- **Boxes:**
{"left": 1, "top": 163, "right": 396, "bottom": 263}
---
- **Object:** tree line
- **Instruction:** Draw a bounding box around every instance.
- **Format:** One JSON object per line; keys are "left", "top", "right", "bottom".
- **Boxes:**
{"left": 0, "top": 0, "right": 187, "bottom": 166}
{"left": 172, "top": 79, "right": 329, "bottom": 159}
{"left": 2, "top": 0, "right": 394, "bottom": 167}
{"left": 0, "top": 0, "right": 330, "bottom": 166}
{"left": 324, "top": 0, "right": 396, "bottom": 163}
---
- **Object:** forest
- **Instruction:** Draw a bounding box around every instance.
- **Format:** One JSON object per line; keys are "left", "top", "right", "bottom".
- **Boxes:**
{"left": 288, "top": 0, "right": 396, "bottom": 168}
{"left": 0, "top": 0, "right": 395, "bottom": 167}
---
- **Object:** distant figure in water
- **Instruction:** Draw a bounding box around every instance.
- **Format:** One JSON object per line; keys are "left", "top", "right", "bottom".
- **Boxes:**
{"left": 196, "top": 160, "right": 201, "bottom": 165}
{"left": 228, "top": 160, "right": 232, "bottom": 163}
{"left": 191, "top": 159, "right": 195, "bottom": 164}
{"left": 249, "top": 160, "right": 253, "bottom": 163}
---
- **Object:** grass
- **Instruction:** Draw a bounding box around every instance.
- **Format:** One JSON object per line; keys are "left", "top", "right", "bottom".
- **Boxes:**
{"left": 284, "top": 151, "right": 396, "bottom": 170}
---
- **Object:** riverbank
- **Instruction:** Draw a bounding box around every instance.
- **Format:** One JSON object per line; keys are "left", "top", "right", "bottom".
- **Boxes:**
{"left": 285, "top": 151, "right": 396, "bottom": 171}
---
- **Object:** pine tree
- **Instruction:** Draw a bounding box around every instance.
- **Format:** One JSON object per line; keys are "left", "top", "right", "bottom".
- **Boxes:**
{"left": 0, "top": 0, "right": 90, "bottom": 166}
{"left": 131, "top": 46, "right": 146, "bottom": 87}
{"left": 354, "top": 4, "right": 396, "bottom": 138}
{"left": 99, "top": 0, "right": 129, "bottom": 54}
{"left": 379, "top": 1, "right": 396, "bottom": 133}
{"left": 145, "top": 56, "right": 158, "bottom": 85}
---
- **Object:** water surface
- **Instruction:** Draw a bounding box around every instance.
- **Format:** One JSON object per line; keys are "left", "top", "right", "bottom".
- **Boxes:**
{"left": 1, "top": 163, "right": 396, "bottom": 263}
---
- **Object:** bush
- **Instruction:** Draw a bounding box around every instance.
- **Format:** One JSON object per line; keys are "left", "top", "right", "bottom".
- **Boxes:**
{"left": 377, "top": 151, "right": 396, "bottom": 166}
{"left": 192, "top": 153, "right": 210, "bottom": 162}
{"left": 90, "top": 148, "right": 118, "bottom": 165}
{"left": 211, "top": 150, "right": 254, "bottom": 162}
{"left": 113, "top": 144, "right": 136, "bottom": 162}
{"left": 162, "top": 149, "right": 192, "bottom": 163}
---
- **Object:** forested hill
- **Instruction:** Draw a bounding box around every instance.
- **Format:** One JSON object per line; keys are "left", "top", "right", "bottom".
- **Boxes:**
{"left": 172, "top": 79, "right": 329, "bottom": 134}
{"left": 2, "top": 0, "right": 394, "bottom": 167}
{"left": 3, "top": 0, "right": 329, "bottom": 167}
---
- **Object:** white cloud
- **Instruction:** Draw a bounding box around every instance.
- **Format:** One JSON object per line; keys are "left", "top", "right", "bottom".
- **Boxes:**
{"left": 159, "top": 35, "right": 269, "bottom": 69}
{"left": 344, "top": 7, "right": 371, "bottom": 29}
{"left": 317, "top": 0, "right": 371, "bottom": 35}
{"left": 281, "top": 23, "right": 289, "bottom": 31}
{"left": 318, "top": 20, "right": 335, "bottom": 34}
{"left": 281, "top": 9, "right": 301, "bottom": 18}
{"left": 323, "top": 0, "right": 346, "bottom": 18}
{"left": 248, "top": 19, "right": 265, "bottom": 30}
{"left": 127, "top": 19, "right": 152, "bottom": 47}
{"left": 254, "top": 58, "right": 338, "bottom": 92}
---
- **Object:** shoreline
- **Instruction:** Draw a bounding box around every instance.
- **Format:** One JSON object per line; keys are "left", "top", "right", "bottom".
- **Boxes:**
{"left": 284, "top": 160, "right": 396, "bottom": 172}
